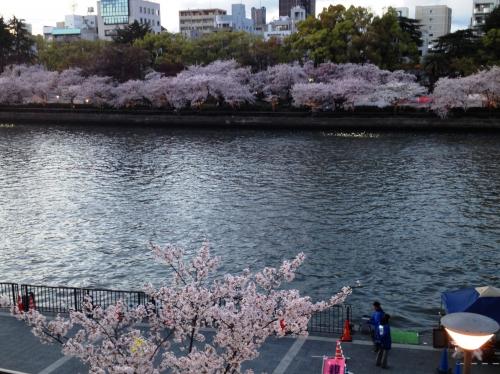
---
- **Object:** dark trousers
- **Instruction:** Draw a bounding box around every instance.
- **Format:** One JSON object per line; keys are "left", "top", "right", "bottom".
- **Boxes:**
{"left": 376, "top": 348, "right": 389, "bottom": 368}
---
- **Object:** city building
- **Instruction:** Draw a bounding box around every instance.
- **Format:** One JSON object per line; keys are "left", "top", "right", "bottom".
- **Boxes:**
{"left": 279, "top": 0, "right": 315, "bottom": 18}
{"left": 43, "top": 14, "right": 98, "bottom": 42}
{"left": 415, "top": 5, "right": 452, "bottom": 52}
{"left": 265, "top": 6, "right": 306, "bottom": 41}
{"left": 97, "top": 0, "right": 161, "bottom": 40}
{"left": 395, "top": 7, "right": 410, "bottom": 18}
{"left": 471, "top": 0, "right": 500, "bottom": 31}
{"left": 179, "top": 8, "right": 227, "bottom": 38}
{"left": 215, "top": 4, "right": 255, "bottom": 34}
{"left": 25, "top": 23, "right": 33, "bottom": 34}
{"left": 251, "top": 6, "right": 266, "bottom": 28}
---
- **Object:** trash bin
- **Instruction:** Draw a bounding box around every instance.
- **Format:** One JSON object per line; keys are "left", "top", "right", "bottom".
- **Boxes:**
{"left": 433, "top": 326, "right": 448, "bottom": 348}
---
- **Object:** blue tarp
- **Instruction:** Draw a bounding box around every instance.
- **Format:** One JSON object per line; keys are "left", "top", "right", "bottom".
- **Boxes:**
{"left": 442, "top": 287, "right": 500, "bottom": 324}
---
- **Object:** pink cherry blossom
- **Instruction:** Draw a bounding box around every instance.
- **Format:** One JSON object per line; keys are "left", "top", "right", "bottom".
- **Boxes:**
{"left": 13, "top": 242, "right": 351, "bottom": 374}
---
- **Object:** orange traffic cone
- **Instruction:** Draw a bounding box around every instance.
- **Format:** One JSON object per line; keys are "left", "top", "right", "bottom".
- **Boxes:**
{"left": 335, "top": 341, "right": 343, "bottom": 358}
{"left": 29, "top": 293, "right": 36, "bottom": 311}
{"left": 340, "top": 318, "right": 352, "bottom": 342}
{"left": 16, "top": 294, "right": 24, "bottom": 314}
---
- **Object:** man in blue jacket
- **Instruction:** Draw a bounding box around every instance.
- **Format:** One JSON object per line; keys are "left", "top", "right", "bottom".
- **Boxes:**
{"left": 368, "top": 301, "right": 385, "bottom": 352}
{"left": 376, "top": 313, "right": 392, "bottom": 369}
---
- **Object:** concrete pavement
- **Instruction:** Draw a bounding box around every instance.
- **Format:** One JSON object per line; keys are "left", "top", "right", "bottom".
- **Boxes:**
{"left": 1, "top": 313, "right": 499, "bottom": 374}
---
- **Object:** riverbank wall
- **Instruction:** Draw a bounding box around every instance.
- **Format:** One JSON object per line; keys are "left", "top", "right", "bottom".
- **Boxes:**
{"left": 1, "top": 107, "right": 500, "bottom": 130}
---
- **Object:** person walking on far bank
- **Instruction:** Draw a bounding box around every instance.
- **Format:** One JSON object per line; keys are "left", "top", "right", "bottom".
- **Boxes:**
{"left": 369, "top": 301, "right": 385, "bottom": 352}
{"left": 376, "top": 313, "right": 392, "bottom": 369}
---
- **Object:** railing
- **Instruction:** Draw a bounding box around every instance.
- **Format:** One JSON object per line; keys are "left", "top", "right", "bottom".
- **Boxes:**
{"left": 0, "top": 282, "right": 146, "bottom": 314}
{"left": 308, "top": 304, "right": 352, "bottom": 335}
{"left": 1, "top": 282, "right": 351, "bottom": 335}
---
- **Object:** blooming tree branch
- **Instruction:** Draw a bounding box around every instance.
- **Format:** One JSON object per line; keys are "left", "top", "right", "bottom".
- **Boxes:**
{"left": 12, "top": 243, "right": 351, "bottom": 374}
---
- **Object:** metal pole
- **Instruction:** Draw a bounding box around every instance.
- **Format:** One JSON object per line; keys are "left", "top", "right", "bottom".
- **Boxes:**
{"left": 463, "top": 350, "right": 472, "bottom": 374}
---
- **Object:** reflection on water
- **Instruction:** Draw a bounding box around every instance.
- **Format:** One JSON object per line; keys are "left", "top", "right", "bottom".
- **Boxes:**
{"left": 0, "top": 125, "right": 499, "bottom": 328}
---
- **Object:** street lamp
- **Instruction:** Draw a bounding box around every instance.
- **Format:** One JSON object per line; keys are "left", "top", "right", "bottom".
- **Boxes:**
{"left": 441, "top": 312, "right": 499, "bottom": 374}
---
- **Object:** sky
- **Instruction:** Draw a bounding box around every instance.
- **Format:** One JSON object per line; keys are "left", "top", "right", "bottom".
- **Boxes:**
{"left": 0, "top": 0, "right": 474, "bottom": 35}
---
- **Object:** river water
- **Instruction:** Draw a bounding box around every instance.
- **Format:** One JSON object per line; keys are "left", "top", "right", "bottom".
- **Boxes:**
{"left": 0, "top": 124, "right": 499, "bottom": 329}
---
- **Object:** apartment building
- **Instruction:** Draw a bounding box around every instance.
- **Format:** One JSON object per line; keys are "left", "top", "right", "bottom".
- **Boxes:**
{"left": 179, "top": 8, "right": 227, "bottom": 38}
{"left": 471, "top": 0, "right": 500, "bottom": 30}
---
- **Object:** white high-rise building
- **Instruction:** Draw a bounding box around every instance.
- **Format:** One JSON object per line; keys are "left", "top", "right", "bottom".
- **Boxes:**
{"left": 415, "top": 5, "right": 452, "bottom": 52}
{"left": 471, "top": 0, "right": 500, "bottom": 30}
{"left": 97, "top": 0, "right": 161, "bottom": 40}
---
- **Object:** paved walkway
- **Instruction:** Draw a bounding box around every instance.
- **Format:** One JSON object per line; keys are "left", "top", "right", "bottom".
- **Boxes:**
{"left": 1, "top": 313, "right": 499, "bottom": 374}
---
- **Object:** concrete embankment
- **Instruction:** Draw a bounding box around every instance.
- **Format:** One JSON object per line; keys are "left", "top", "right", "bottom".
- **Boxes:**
{"left": 1, "top": 107, "right": 500, "bottom": 130}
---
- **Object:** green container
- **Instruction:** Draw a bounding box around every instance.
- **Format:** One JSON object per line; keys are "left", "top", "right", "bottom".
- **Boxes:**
{"left": 391, "top": 328, "right": 419, "bottom": 345}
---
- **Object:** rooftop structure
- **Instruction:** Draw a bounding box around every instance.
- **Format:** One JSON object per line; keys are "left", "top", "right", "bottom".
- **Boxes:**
{"left": 279, "top": 0, "right": 315, "bottom": 18}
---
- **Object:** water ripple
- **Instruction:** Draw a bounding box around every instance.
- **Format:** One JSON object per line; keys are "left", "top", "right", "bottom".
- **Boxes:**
{"left": 0, "top": 125, "right": 499, "bottom": 328}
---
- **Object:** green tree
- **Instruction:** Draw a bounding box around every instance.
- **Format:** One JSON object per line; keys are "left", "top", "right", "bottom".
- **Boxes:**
{"left": 7, "top": 17, "right": 35, "bottom": 65}
{"left": 113, "top": 21, "right": 151, "bottom": 44}
{"left": 86, "top": 44, "right": 150, "bottom": 81}
{"left": 0, "top": 17, "right": 14, "bottom": 72}
{"left": 423, "top": 28, "right": 481, "bottom": 85}
{"left": 287, "top": 5, "right": 373, "bottom": 64}
{"left": 37, "top": 39, "right": 107, "bottom": 71}
{"left": 482, "top": 28, "right": 500, "bottom": 63}
{"left": 482, "top": 6, "right": 500, "bottom": 33}
{"left": 134, "top": 32, "right": 190, "bottom": 74}
{"left": 188, "top": 31, "right": 256, "bottom": 65}
{"left": 398, "top": 16, "right": 423, "bottom": 48}
{"left": 365, "top": 9, "right": 421, "bottom": 70}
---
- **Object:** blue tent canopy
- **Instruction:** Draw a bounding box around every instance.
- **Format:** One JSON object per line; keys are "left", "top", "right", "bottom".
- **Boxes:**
{"left": 441, "top": 286, "right": 500, "bottom": 324}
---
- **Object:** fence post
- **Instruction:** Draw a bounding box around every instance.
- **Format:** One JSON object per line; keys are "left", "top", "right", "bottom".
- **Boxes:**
{"left": 74, "top": 288, "right": 79, "bottom": 312}
{"left": 11, "top": 283, "right": 17, "bottom": 306}
{"left": 23, "top": 285, "right": 29, "bottom": 312}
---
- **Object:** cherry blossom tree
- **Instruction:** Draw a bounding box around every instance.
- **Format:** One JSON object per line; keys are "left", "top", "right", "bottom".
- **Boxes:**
{"left": 431, "top": 77, "right": 471, "bottom": 118}
{"left": 56, "top": 68, "right": 85, "bottom": 105}
{"left": 0, "top": 75, "right": 28, "bottom": 104}
{"left": 181, "top": 60, "right": 252, "bottom": 85}
{"left": 77, "top": 75, "right": 115, "bottom": 107}
{"left": 291, "top": 83, "right": 336, "bottom": 111}
{"left": 112, "top": 80, "right": 150, "bottom": 108}
{"left": 431, "top": 68, "right": 500, "bottom": 118}
{"left": 252, "top": 63, "right": 308, "bottom": 109}
{"left": 13, "top": 243, "right": 351, "bottom": 374}
{"left": 363, "top": 81, "right": 427, "bottom": 108}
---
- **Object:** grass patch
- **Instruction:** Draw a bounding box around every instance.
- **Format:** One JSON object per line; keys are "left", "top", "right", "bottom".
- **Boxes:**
{"left": 392, "top": 328, "right": 419, "bottom": 345}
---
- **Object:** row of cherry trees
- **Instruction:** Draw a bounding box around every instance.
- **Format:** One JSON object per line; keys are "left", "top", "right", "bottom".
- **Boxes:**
{"left": 0, "top": 61, "right": 498, "bottom": 116}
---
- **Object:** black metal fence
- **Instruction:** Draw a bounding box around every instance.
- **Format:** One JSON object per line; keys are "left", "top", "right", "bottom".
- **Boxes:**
{"left": 0, "top": 282, "right": 146, "bottom": 314}
{"left": 308, "top": 304, "right": 352, "bottom": 335}
{"left": 1, "top": 282, "right": 350, "bottom": 335}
